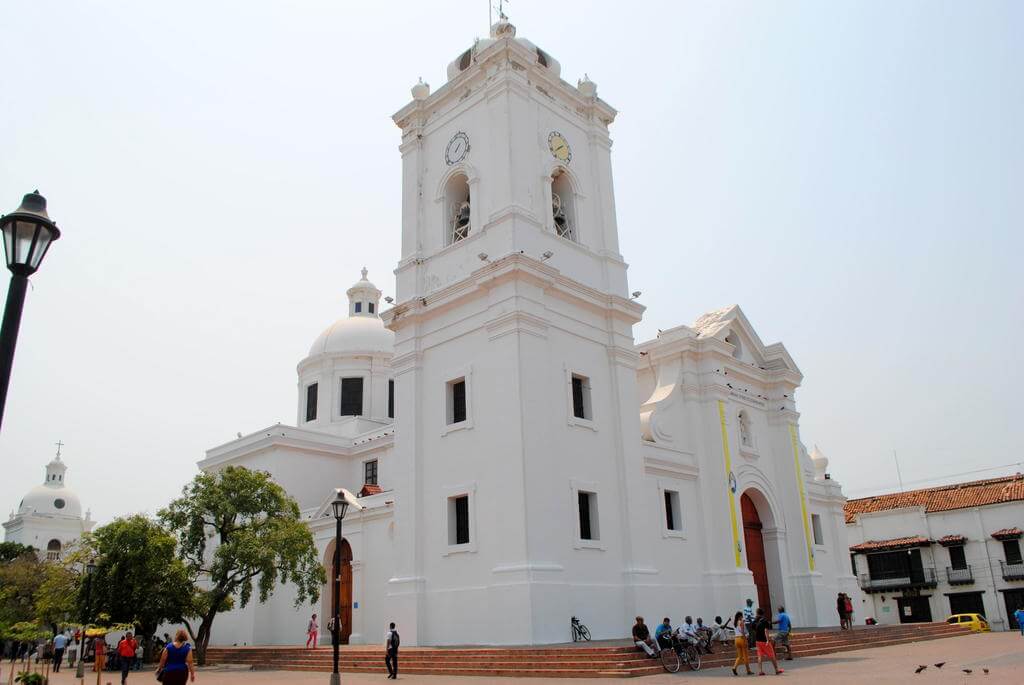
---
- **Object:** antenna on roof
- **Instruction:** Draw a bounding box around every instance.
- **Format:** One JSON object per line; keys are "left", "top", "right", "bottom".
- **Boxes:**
{"left": 893, "top": 450, "right": 905, "bottom": 493}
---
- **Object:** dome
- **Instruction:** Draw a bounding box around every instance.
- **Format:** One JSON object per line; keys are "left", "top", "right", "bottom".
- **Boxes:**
{"left": 308, "top": 315, "right": 394, "bottom": 357}
{"left": 306, "top": 269, "right": 394, "bottom": 358}
{"left": 17, "top": 456, "right": 83, "bottom": 518}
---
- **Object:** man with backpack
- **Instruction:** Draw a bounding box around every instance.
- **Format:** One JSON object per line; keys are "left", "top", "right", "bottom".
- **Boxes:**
{"left": 385, "top": 622, "right": 399, "bottom": 679}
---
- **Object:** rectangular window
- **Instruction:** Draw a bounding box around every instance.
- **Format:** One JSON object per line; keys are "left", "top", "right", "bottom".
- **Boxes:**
{"left": 811, "top": 513, "right": 824, "bottom": 545}
{"left": 664, "top": 490, "right": 681, "bottom": 531}
{"left": 354, "top": 302, "right": 362, "bottom": 313}
{"left": 340, "top": 377, "right": 364, "bottom": 416}
{"left": 368, "top": 302, "right": 375, "bottom": 314}
{"left": 448, "top": 494, "right": 470, "bottom": 546}
{"left": 578, "top": 491, "right": 599, "bottom": 541}
{"left": 388, "top": 379, "right": 395, "bottom": 419}
{"left": 1004, "top": 540, "right": 1023, "bottom": 565}
{"left": 305, "top": 382, "right": 318, "bottom": 422}
{"left": 949, "top": 545, "right": 967, "bottom": 570}
{"left": 850, "top": 553, "right": 857, "bottom": 576}
{"left": 364, "top": 459, "right": 378, "bottom": 486}
{"left": 571, "top": 373, "right": 591, "bottom": 420}
{"left": 447, "top": 378, "right": 467, "bottom": 425}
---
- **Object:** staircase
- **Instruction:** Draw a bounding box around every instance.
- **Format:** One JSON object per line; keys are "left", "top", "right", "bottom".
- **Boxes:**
{"left": 205, "top": 622, "right": 972, "bottom": 678}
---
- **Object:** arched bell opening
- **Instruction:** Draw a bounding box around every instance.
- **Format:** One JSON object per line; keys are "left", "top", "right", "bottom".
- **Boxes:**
{"left": 444, "top": 173, "right": 471, "bottom": 245}
{"left": 551, "top": 168, "right": 577, "bottom": 242}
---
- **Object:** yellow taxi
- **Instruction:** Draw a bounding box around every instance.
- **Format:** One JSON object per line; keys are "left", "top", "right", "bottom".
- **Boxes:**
{"left": 945, "top": 613, "right": 990, "bottom": 632}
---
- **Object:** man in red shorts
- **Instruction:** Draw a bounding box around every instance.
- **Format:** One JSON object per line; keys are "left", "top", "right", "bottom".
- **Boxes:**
{"left": 752, "top": 607, "right": 783, "bottom": 676}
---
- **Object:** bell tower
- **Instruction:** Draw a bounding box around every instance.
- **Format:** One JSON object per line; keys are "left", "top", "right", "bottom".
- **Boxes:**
{"left": 383, "top": 19, "right": 648, "bottom": 646}
{"left": 391, "top": 17, "right": 628, "bottom": 300}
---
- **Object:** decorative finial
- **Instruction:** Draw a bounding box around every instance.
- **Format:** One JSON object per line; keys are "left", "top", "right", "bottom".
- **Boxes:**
{"left": 577, "top": 74, "right": 597, "bottom": 98}
{"left": 361, "top": 266, "right": 368, "bottom": 280}
{"left": 54, "top": 440, "right": 64, "bottom": 459}
{"left": 411, "top": 77, "right": 430, "bottom": 101}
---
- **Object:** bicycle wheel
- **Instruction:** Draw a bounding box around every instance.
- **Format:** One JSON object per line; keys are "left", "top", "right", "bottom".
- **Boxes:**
{"left": 579, "top": 625, "right": 591, "bottom": 641}
{"left": 660, "top": 648, "right": 681, "bottom": 673}
{"left": 685, "top": 645, "right": 701, "bottom": 671}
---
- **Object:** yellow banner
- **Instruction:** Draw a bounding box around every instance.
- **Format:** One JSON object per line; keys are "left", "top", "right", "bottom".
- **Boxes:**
{"left": 789, "top": 423, "right": 815, "bottom": 571}
{"left": 718, "top": 400, "right": 742, "bottom": 567}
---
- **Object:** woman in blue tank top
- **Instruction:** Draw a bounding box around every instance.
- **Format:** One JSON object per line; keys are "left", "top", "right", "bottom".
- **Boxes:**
{"left": 156, "top": 629, "right": 195, "bottom": 684}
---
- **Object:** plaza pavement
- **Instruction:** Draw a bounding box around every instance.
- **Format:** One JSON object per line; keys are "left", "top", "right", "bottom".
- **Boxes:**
{"left": 29, "top": 631, "right": 1023, "bottom": 684}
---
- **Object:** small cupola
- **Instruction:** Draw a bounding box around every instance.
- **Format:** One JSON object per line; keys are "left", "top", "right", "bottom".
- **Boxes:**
{"left": 44, "top": 454, "right": 67, "bottom": 486}
{"left": 347, "top": 267, "right": 382, "bottom": 318}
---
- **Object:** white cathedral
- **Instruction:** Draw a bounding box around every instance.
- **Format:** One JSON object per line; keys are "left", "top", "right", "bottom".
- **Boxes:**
{"left": 199, "top": 19, "right": 857, "bottom": 647}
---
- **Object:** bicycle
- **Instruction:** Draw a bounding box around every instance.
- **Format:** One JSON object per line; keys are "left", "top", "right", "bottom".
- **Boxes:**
{"left": 659, "top": 635, "right": 701, "bottom": 673}
{"left": 570, "top": 616, "right": 591, "bottom": 642}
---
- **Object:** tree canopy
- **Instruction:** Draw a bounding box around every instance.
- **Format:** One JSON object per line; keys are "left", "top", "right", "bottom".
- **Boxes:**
{"left": 80, "top": 515, "right": 192, "bottom": 645}
{"left": 160, "top": 466, "right": 324, "bottom": 662}
{"left": 0, "top": 542, "right": 35, "bottom": 563}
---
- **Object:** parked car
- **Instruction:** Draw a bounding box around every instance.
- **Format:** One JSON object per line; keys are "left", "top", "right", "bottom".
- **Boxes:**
{"left": 945, "top": 613, "right": 990, "bottom": 632}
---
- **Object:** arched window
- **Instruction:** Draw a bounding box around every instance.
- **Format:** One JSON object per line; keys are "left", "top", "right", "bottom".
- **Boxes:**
{"left": 738, "top": 410, "right": 752, "bottom": 448}
{"left": 551, "top": 169, "right": 576, "bottom": 242}
{"left": 724, "top": 331, "right": 743, "bottom": 360}
{"left": 46, "top": 539, "right": 61, "bottom": 561}
{"left": 445, "top": 173, "right": 471, "bottom": 245}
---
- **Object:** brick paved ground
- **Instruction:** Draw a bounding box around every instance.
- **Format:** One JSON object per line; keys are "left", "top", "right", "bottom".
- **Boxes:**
{"left": 20, "top": 631, "right": 1023, "bottom": 684}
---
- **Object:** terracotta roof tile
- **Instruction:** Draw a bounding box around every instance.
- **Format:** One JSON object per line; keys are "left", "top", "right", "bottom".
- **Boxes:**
{"left": 991, "top": 527, "right": 1023, "bottom": 541}
{"left": 844, "top": 473, "right": 1024, "bottom": 524}
{"left": 937, "top": 534, "right": 967, "bottom": 546}
{"left": 849, "top": 536, "right": 931, "bottom": 553}
{"left": 358, "top": 484, "right": 383, "bottom": 497}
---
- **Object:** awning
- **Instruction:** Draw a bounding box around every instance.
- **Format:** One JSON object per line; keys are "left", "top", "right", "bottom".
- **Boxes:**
{"left": 849, "top": 536, "right": 931, "bottom": 553}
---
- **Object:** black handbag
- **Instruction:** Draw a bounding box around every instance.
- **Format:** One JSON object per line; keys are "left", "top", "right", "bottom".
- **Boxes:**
{"left": 155, "top": 667, "right": 165, "bottom": 682}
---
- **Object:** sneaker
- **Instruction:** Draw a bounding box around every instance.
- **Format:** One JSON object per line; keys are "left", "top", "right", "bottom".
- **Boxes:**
{"left": 776, "top": 669, "right": 785, "bottom": 675}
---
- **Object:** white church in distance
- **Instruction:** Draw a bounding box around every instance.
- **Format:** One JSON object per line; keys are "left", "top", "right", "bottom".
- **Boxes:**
{"left": 4, "top": 453, "right": 94, "bottom": 560}
{"left": 199, "top": 19, "right": 857, "bottom": 647}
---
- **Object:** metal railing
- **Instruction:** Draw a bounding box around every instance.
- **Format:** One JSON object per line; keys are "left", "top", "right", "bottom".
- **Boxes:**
{"left": 1000, "top": 560, "right": 1024, "bottom": 581}
{"left": 858, "top": 567, "right": 938, "bottom": 592}
{"left": 946, "top": 565, "right": 973, "bottom": 585}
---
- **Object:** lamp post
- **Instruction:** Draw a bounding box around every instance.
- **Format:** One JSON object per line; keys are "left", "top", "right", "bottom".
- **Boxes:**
{"left": 0, "top": 191, "right": 61, "bottom": 433}
{"left": 329, "top": 488, "right": 363, "bottom": 685}
{"left": 76, "top": 561, "right": 96, "bottom": 679}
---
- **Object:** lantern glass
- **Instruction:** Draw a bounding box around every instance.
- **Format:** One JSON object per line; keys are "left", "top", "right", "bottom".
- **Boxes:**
{"left": 331, "top": 497, "right": 349, "bottom": 521}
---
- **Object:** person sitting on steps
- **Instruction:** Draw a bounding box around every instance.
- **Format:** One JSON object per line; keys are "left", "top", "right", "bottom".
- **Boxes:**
{"left": 631, "top": 616, "right": 659, "bottom": 658}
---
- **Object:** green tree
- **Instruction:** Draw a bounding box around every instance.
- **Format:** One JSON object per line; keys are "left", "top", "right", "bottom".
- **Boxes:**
{"left": 34, "top": 562, "right": 79, "bottom": 633}
{"left": 0, "top": 554, "right": 45, "bottom": 635}
{"left": 160, "top": 466, "right": 324, "bottom": 664}
{"left": 0, "top": 542, "right": 35, "bottom": 563}
{"left": 80, "top": 515, "right": 192, "bottom": 655}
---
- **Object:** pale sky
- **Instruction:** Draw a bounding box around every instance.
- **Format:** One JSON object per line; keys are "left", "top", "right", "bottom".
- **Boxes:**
{"left": 1, "top": 1, "right": 1021, "bottom": 524}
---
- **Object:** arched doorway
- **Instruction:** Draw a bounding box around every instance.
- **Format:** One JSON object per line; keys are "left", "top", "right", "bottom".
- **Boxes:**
{"left": 741, "top": 493, "right": 771, "bottom": 611}
{"left": 322, "top": 538, "right": 353, "bottom": 645}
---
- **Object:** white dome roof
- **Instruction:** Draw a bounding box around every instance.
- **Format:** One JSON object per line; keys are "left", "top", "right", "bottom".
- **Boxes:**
{"left": 308, "top": 315, "right": 394, "bottom": 357}
{"left": 306, "top": 269, "right": 393, "bottom": 358}
{"left": 19, "top": 483, "right": 83, "bottom": 518}
{"left": 18, "top": 456, "right": 83, "bottom": 518}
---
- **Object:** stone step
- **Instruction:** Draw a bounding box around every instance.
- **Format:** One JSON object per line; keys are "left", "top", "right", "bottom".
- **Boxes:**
{"left": 205, "top": 623, "right": 972, "bottom": 678}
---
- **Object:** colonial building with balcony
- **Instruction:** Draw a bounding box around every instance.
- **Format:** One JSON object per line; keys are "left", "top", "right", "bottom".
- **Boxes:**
{"left": 845, "top": 474, "right": 1024, "bottom": 630}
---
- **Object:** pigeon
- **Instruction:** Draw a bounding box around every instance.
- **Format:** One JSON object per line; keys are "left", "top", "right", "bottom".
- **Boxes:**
{"left": 963, "top": 669, "right": 972, "bottom": 674}
{"left": 914, "top": 665, "right": 927, "bottom": 673}
{"left": 934, "top": 662, "right": 945, "bottom": 669}
{"left": 983, "top": 668, "right": 989, "bottom": 674}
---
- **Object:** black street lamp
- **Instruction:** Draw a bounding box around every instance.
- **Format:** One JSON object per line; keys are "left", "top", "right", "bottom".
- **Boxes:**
{"left": 76, "top": 561, "right": 97, "bottom": 679}
{"left": 329, "top": 488, "right": 362, "bottom": 685}
{"left": 0, "top": 191, "right": 61, "bottom": 433}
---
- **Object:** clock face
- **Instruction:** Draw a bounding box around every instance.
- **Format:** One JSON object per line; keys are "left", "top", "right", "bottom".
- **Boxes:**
{"left": 548, "top": 131, "right": 572, "bottom": 163}
{"left": 445, "top": 132, "right": 470, "bottom": 165}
